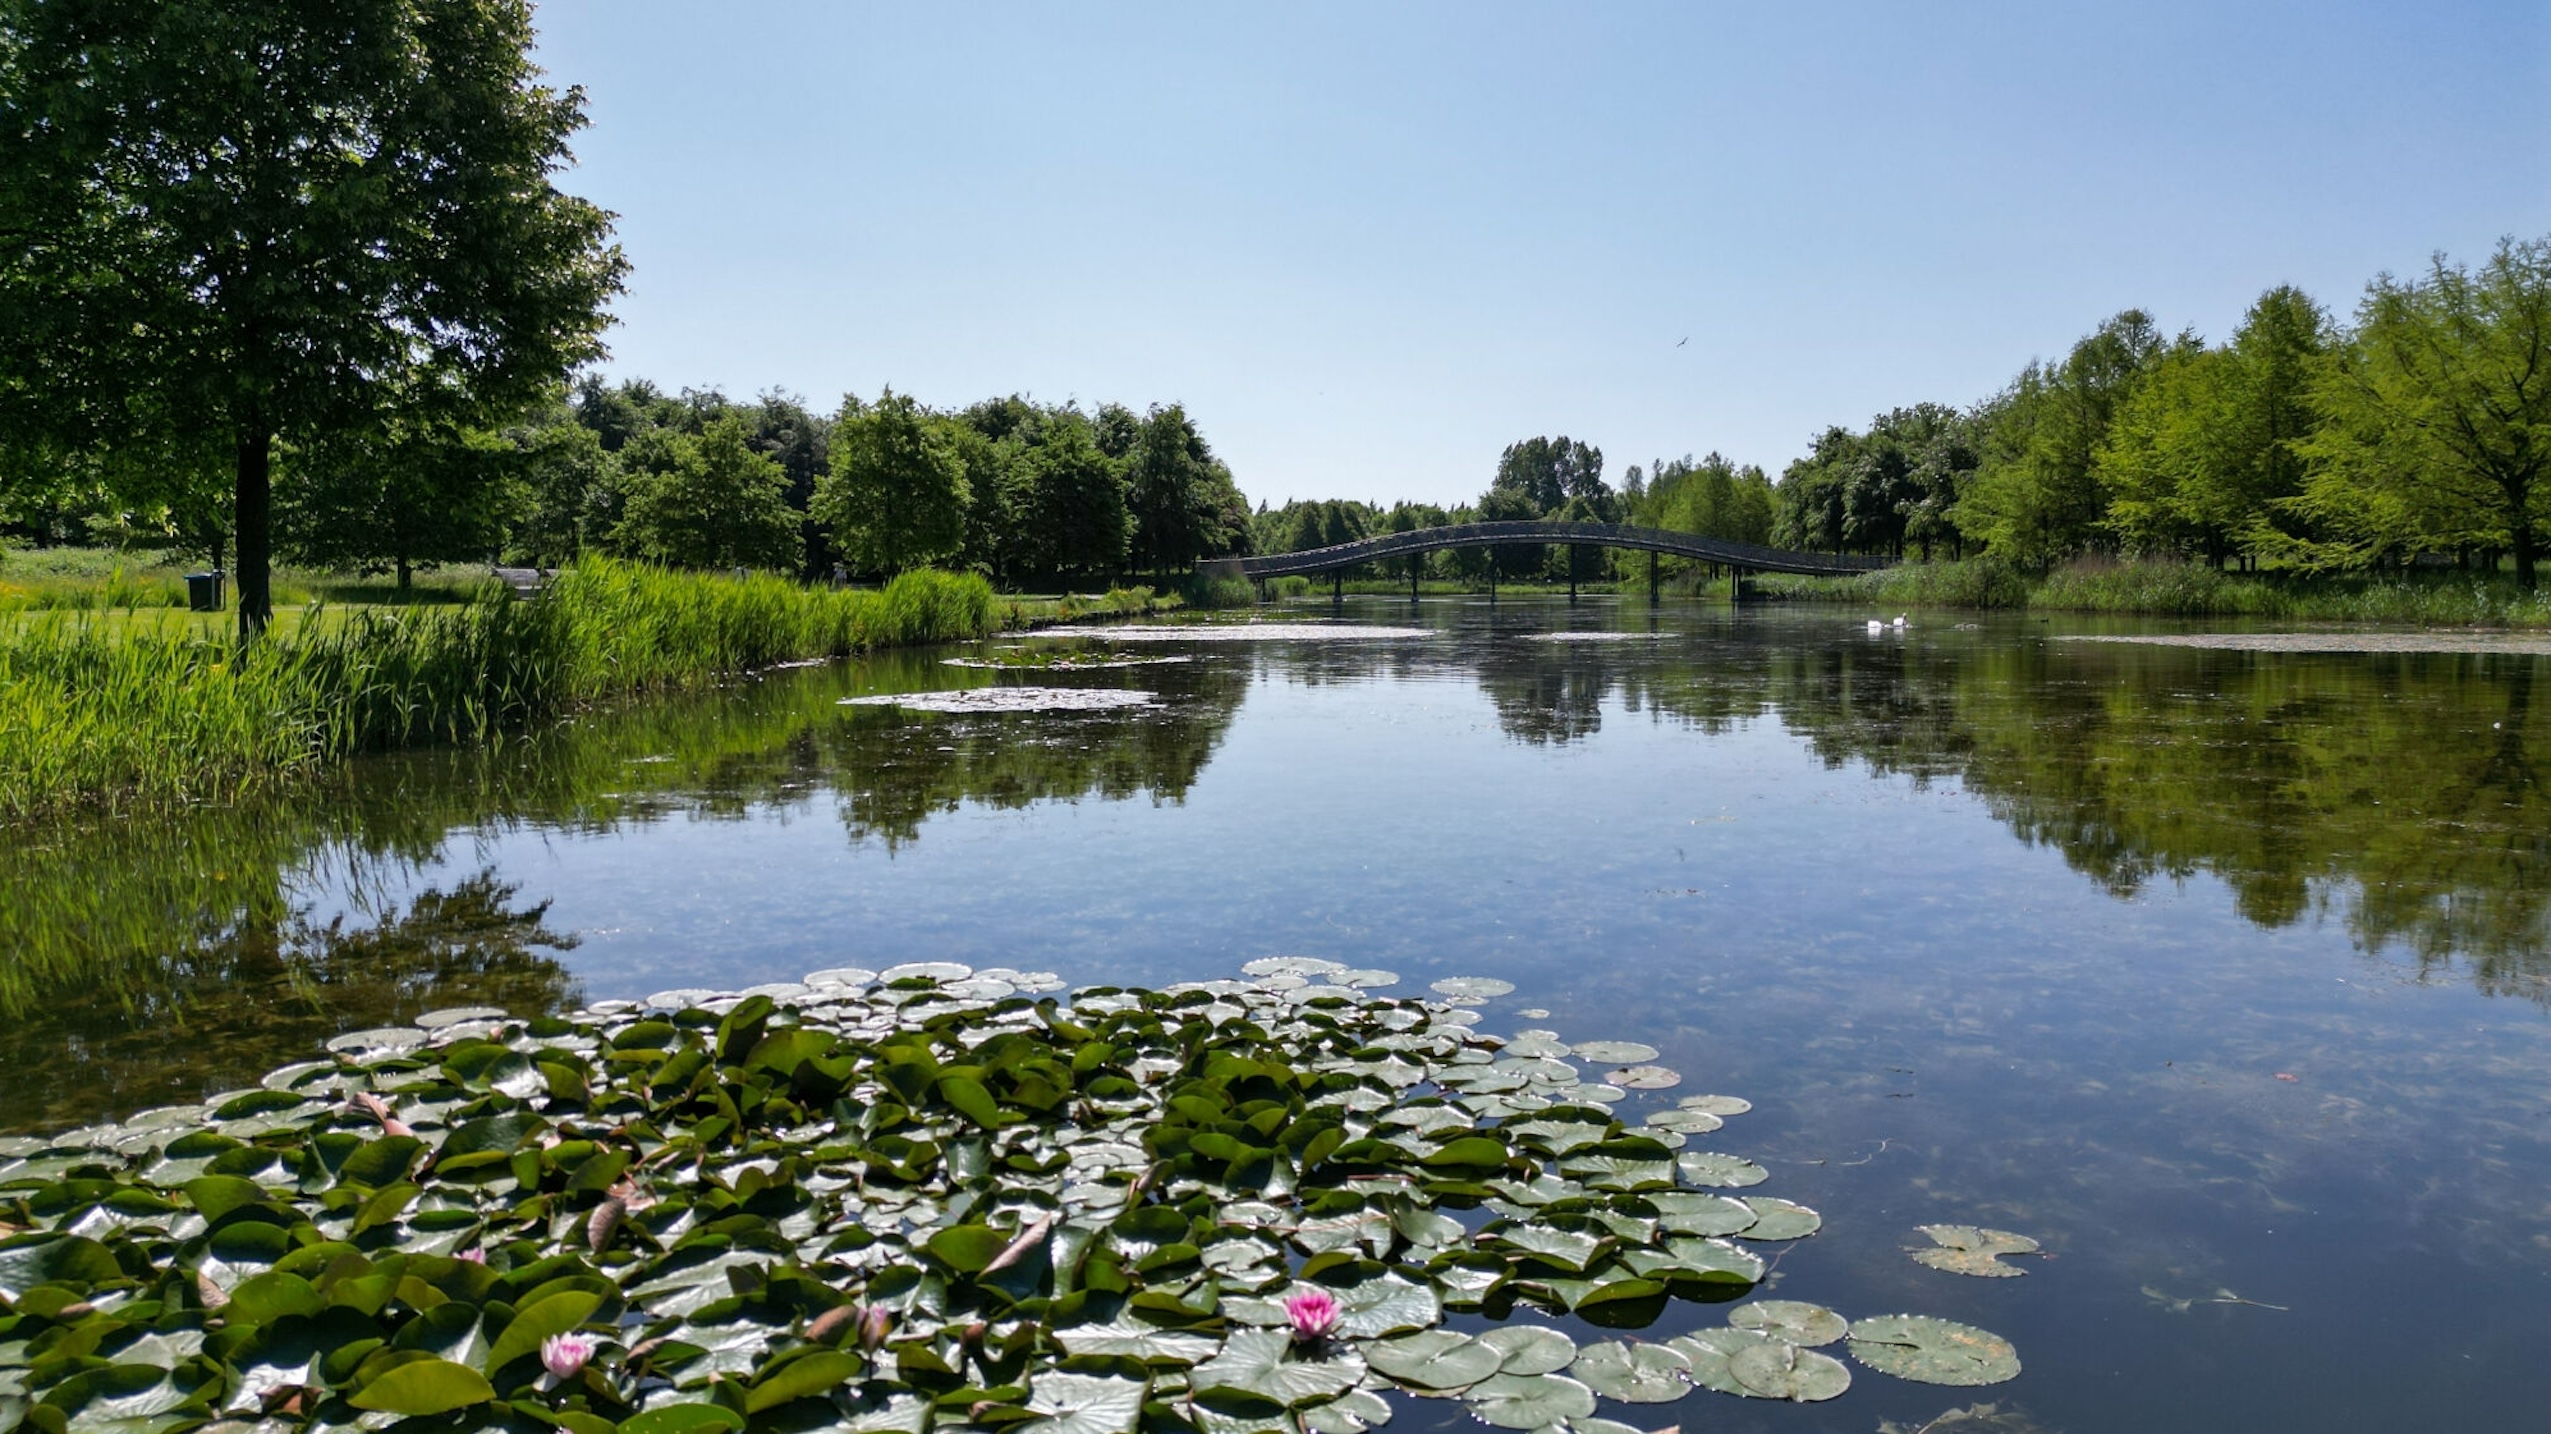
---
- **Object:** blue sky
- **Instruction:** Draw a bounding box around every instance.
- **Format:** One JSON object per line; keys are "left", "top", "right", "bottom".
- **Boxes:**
{"left": 533, "top": 1, "right": 2550, "bottom": 509}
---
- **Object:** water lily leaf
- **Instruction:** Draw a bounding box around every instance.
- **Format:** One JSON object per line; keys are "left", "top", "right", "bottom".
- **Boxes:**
{"left": 488, "top": 1289, "right": 605, "bottom": 1372}
{"left": 1846, "top": 1316, "right": 2022, "bottom": 1387}
{"left": 0, "top": 1234, "right": 119, "bottom": 1300}
{"left": 745, "top": 1350, "right": 862, "bottom": 1413}
{"left": 1908, "top": 1226, "right": 2041, "bottom": 1277}
{"left": 1501, "top": 1031, "right": 1572, "bottom": 1059}
{"left": 348, "top": 1357, "right": 495, "bottom": 1415}
{"left": 1675, "top": 1152, "right": 1769, "bottom": 1188}
{"left": 1428, "top": 978, "right": 1514, "bottom": 1000}
{"left": 1192, "top": 1329, "right": 1366, "bottom": 1407}
{"left": 1668, "top": 1328, "right": 1780, "bottom": 1396}
{"left": 616, "top": 1406, "right": 749, "bottom": 1434}
{"left": 1736, "top": 1198, "right": 1821, "bottom": 1241}
{"left": 1496, "top": 1225, "right": 1604, "bottom": 1273}
{"left": 1562, "top": 1155, "right": 1676, "bottom": 1192}
{"left": 1606, "top": 1065, "right": 1682, "bottom": 1090}
{"left": 1644, "top": 1192, "right": 1757, "bottom": 1237}
{"left": 1054, "top": 1317, "right": 1222, "bottom": 1365}
{"left": 1245, "top": 958, "right": 1346, "bottom": 978}
{"left": 1566, "top": 1041, "right": 1658, "bottom": 1064}
{"left": 1568, "top": 1340, "right": 1692, "bottom": 1403}
{"left": 838, "top": 1384, "right": 935, "bottom": 1433}
{"left": 1365, "top": 1330, "right": 1502, "bottom": 1390}
{"left": 1300, "top": 1386, "right": 1394, "bottom": 1433}
{"left": 1461, "top": 1372, "right": 1597, "bottom": 1429}
{"left": 1678, "top": 1094, "right": 1752, "bottom": 1116}
{"left": 1729, "top": 1341, "right": 1851, "bottom": 1402}
{"left": 1640, "top": 1107, "right": 1722, "bottom": 1135}
{"left": 880, "top": 962, "right": 974, "bottom": 984}
{"left": 1729, "top": 1300, "right": 1848, "bottom": 1347}
{"left": 1477, "top": 1325, "right": 1575, "bottom": 1376}
{"left": 1022, "top": 1371, "right": 1148, "bottom": 1434}
{"left": 1634, "top": 1237, "right": 1764, "bottom": 1285}
{"left": 1334, "top": 1271, "right": 1441, "bottom": 1338}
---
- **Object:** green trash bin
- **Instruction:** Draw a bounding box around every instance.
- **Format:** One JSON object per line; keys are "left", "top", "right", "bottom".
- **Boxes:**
{"left": 185, "top": 571, "right": 224, "bottom": 612}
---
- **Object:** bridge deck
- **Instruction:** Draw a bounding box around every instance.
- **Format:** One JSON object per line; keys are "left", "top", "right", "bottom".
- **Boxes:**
{"left": 1230, "top": 521, "right": 1893, "bottom": 580}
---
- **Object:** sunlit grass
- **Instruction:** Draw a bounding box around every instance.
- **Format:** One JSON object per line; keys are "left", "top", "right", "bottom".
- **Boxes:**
{"left": 0, "top": 559, "right": 1003, "bottom": 818}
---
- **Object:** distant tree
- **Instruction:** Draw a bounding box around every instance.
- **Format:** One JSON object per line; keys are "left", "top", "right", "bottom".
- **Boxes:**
{"left": 1954, "top": 310, "right": 2165, "bottom": 565}
{"left": 2298, "top": 238, "right": 2551, "bottom": 586}
{"left": 278, "top": 424, "right": 514, "bottom": 588}
{"left": 0, "top": 0, "right": 625, "bottom": 631}
{"left": 1012, "top": 414, "right": 1130, "bottom": 580}
{"left": 1125, "top": 404, "right": 1243, "bottom": 575}
{"left": 1775, "top": 427, "right": 1858, "bottom": 552}
{"left": 612, "top": 417, "right": 802, "bottom": 570}
{"left": 1492, "top": 436, "right": 1604, "bottom": 514}
{"left": 507, "top": 411, "right": 614, "bottom": 566}
{"left": 816, "top": 390, "right": 970, "bottom": 576}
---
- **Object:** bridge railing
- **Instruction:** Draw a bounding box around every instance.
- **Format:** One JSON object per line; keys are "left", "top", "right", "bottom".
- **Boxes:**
{"left": 1231, "top": 521, "right": 1894, "bottom": 580}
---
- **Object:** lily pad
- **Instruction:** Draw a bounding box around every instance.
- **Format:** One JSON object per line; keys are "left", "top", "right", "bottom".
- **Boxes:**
{"left": 1676, "top": 1152, "right": 1770, "bottom": 1188}
{"left": 1192, "top": 1329, "right": 1368, "bottom": 1407}
{"left": 1568, "top": 1340, "right": 1693, "bottom": 1403}
{"left": 1678, "top": 1094, "right": 1753, "bottom": 1116}
{"left": 1023, "top": 1371, "right": 1149, "bottom": 1434}
{"left": 1461, "top": 1372, "right": 1598, "bottom": 1430}
{"left": 1607, "top": 1065, "right": 1682, "bottom": 1090}
{"left": 1729, "top": 1300, "right": 1849, "bottom": 1347}
{"left": 1908, "top": 1226, "right": 2042, "bottom": 1277}
{"left": 1364, "top": 1330, "right": 1503, "bottom": 1390}
{"left": 1846, "top": 1316, "right": 2022, "bottom": 1387}
{"left": 1736, "top": 1198, "right": 1823, "bottom": 1241}
{"left": 1728, "top": 1341, "right": 1852, "bottom": 1402}
{"left": 1477, "top": 1324, "right": 1577, "bottom": 1376}
{"left": 1568, "top": 1041, "right": 1660, "bottom": 1064}
{"left": 1640, "top": 1108, "right": 1723, "bottom": 1135}
{"left": 1430, "top": 977, "right": 1516, "bottom": 1000}
{"left": 1244, "top": 957, "right": 1347, "bottom": 977}
{"left": 1667, "top": 1328, "right": 1780, "bottom": 1397}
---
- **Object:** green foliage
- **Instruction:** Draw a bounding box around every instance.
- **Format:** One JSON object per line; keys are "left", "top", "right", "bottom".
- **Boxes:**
{"left": 1952, "top": 311, "right": 2165, "bottom": 566}
{"left": 612, "top": 418, "right": 805, "bottom": 571}
{"left": 0, "top": 560, "right": 999, "bottom": 817}
{"left": 0, "top": 960, "right": 2007, "bottom": 1431}
{"left": 2295, "top": 236, "right": 2551, "bottom": 585}
{"left": 0, "top": 0, "right": 627, "bottom": 626}
{"left": 277, "top": 424, "right": 517, "bottom": 587}
{"left": 817, "top": 391, "right": 971, "bottom": 576}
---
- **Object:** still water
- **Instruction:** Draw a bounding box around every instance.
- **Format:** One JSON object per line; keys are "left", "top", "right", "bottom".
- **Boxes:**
{"left": 6, "top": 598, "right": 2549, "bottom": 1431}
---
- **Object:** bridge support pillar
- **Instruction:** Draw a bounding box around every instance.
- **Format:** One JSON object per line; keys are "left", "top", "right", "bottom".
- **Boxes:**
{"left": 1409, "top": 560, "right": 1419, "bottom": 600}
{"left": 1331, "top": 570, "right": 1342, "bottom": 603}
{"left": 1648, "top": 550, "right": 1659, "bottom": 604}
{"left": 1567, "top": 544, "right": 1579, "bottom": 603}
{"left": 1730, "top": 567, "right": 1752, "bottom": 602}
{"left": 1487, "top": 553, "right": 1497, "bottom": 603}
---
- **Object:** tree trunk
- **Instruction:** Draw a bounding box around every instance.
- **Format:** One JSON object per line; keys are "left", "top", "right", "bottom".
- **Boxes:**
{"left": 234, "top": 419, "right": 274, "bottom": 636}
{"left": 2510, "top": 473, "right": 2538, "bottom": 589}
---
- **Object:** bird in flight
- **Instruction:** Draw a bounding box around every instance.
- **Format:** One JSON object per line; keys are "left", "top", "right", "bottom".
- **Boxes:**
{"left": 1675, "top": 336, "right": 1688, "bottom": 347}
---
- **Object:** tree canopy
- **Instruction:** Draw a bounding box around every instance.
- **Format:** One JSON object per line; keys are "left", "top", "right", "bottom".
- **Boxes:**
{"left": 0, "top": 0, "right": 627, "bottom": 629}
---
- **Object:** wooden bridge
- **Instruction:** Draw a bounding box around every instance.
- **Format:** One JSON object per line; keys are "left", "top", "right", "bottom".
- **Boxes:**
{"left": 1207, "top": 520, "right": 1893, "bottom": 593}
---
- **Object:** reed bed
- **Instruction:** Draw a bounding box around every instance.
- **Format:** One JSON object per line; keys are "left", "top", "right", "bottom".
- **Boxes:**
{"left": 1758, "top": 557, "right": 2551, "bottom": 625}
{"left": 0, "top": 559, "right": 999, "bottom": 818}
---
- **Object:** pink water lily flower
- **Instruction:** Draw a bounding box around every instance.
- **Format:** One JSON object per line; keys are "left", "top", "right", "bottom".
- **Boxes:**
{"left": 1284, "top": 1290, "right": 1342, "bottom": 1343}
{"left": 541, "top": 1332, "right": 595, "bottom": 1380}
{"left": 857, "top": 1304, "right": 894, "bottom": 1353}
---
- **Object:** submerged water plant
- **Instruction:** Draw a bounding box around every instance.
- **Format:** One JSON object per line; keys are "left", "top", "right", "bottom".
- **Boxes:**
{"left": 0, "top": 961, "right": 2017, "bottom": 1432}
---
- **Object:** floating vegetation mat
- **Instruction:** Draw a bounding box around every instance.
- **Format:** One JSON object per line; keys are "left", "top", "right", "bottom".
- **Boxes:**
{"left": 0, "top": 959, "right": 2016, "bottom": 1433}
{"left": 942, "top": 652, "right": 1192, "bottom": 673}
{"left": 1520, "top": 633, "right": 1669, "bottom": 643}
{"left": 841, "top": 689, "right": 1159, "bottom": 714}
{"left": 1032, "top": 625, "right": 1432, "bottom": 643}
{"left": 2057, "top": 631, "right": 2551, "bottom": 655}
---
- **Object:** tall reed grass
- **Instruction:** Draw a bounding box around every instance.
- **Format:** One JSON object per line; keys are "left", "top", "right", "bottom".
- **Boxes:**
{"left": 1758, "top": 557, "right": 2551, "bottom": 625}
{"left": 0, "top": 559, "right": 999, "bottom": 817}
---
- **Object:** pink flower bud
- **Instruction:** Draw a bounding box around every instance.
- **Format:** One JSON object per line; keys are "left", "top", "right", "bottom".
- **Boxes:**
{"left": 456, "top": 1247, "right": 486, "bottom": 1264}
{"left": 541, "top": 1332, "right": 594, "bottom": 1380}
{"left": 857, "top": 1304, "right": 893, "bottom": 1353}
{"left": 1284, "top": 1290, "right": 1342, "bottom": 1343}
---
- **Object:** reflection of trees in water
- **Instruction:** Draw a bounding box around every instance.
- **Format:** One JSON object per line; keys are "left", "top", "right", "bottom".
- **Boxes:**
{"left": 0, "top": 868, "right": 574, "bottom": 1134}
{"left": 1448, "top": 621, "right": 2551, "bottom": 991}
{"left": 0, "top": 646, "right": 1249, "bottom": 1125}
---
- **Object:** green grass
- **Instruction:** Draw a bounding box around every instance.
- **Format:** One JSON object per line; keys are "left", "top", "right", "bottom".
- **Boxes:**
{"left": 1755, "top": 557, "right": 2551, "bottom": 625}
{"left": 0, "top": 545, "right": 502, "bottom": 611}
{"left": 0, "top": 558, "right": 1002, "bottom": 818}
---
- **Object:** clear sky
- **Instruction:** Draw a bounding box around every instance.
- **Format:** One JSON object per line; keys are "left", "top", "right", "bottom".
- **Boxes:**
{"left": 531, "top": 1, "right": 2551, "bottom": 510}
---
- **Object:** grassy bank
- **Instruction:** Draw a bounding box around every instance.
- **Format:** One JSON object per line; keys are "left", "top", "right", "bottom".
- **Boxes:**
{"left": 1754, "top": 557, "right": 2551, "bottom": 625}
{"left": 0, "top": 558, "right": 1000, "bottom": 817}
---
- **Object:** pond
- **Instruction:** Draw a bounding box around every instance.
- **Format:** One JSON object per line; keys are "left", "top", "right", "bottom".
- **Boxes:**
{"left": 5, "top": 596, "right": 2548, "bottom": 1431}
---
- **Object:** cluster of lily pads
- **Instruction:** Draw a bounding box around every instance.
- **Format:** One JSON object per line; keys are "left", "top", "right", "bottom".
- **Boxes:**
{"left": 0, "top": 959, "right": 2017, "bottom": 1433}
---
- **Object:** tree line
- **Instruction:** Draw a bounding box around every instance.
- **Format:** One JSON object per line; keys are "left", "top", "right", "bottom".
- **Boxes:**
{"left": 1261, "top": 234, "right": 2551, "bottom": 589}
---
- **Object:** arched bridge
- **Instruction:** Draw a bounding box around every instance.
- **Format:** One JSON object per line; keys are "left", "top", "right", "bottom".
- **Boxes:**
{"left": 1218, "top": 521, "right": 1896, "bottom": 580}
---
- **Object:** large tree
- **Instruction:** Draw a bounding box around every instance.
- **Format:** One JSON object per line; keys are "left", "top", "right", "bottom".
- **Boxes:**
{"left": 277, "top": 422, "right": 514, "bottom": 587}
{"left": 0, "top": 0, "right": 625, "bottom": 631}
{"left": 611, "top": 416, "right": 802, "bottom": 571}
{"left": 2300, "top": 238, "right": 2551, "bottom": 586}
{"left": 815, "top": 390, "right": 969, "bottom": 577}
